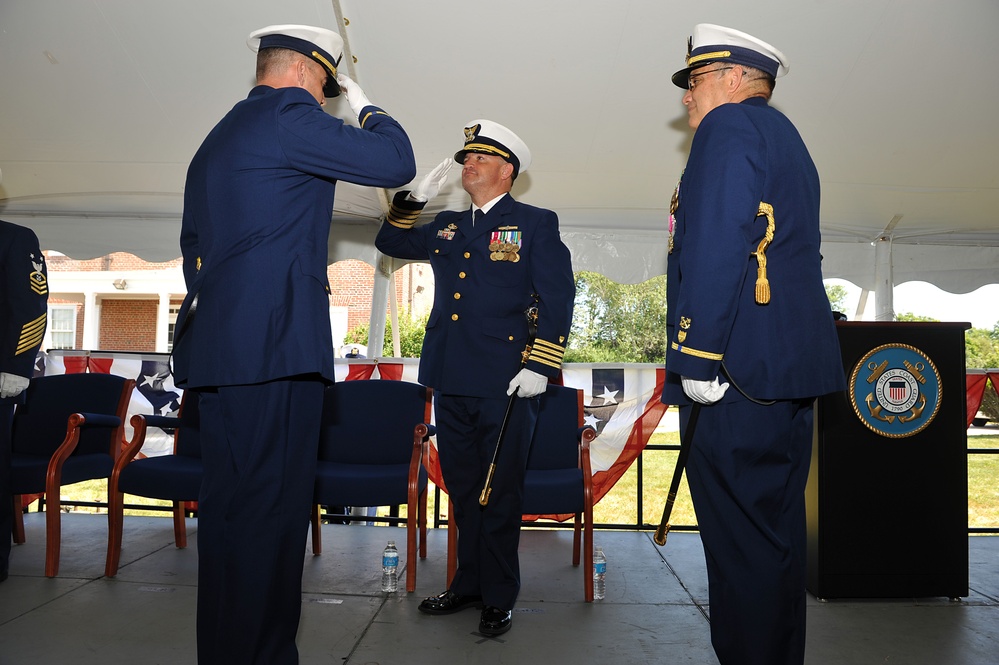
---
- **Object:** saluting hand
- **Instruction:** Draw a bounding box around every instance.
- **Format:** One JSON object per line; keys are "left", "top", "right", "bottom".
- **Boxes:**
{"left": 336, "top": 74, "right": 373, "bottom": 118}
{"left": 409, "top": 158, "right": 453, "bottom": 203}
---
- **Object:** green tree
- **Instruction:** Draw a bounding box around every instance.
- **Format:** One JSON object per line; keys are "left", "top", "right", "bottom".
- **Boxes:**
{"left": 964, "top": 324, "right": 999, "bottom": 421}
{"left": 825, "top": 284, "right": 849, "bottom": 313}
{"left": 895, "top": 312, "right": 939, "bottom": 322}
{"left": 345, "top": 311, "right": 429, "bottom": 358}
{"left": 566, "top": 272, "right": 666, "bottom": 363}
{"left": 966, "top": 326, "right": 999, "bottom": 369}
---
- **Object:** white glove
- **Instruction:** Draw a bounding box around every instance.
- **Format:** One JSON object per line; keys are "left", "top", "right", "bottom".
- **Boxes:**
{"left": 409, "top": 158, "right": 453, "bottom": 203}
{"left": 0, "top": 372, "right": 30, "bottom": 399}
{"left": 507, "top": 368, "right": 548, "bottom": 398}
{"left": 681, "top": 376, "right": 730, "bottom": 405}
{"left": 336, "top": 74, "right": 373, "bottom": 118}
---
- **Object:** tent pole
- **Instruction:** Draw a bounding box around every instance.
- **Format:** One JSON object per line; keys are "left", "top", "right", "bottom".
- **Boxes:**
{"left": 855, "top": 289, "right": 870, "bottom": 321}
{"left": 874, "top": 236, "right": 894, "bottom": 321}
{"left": 368, "top": 255, "right": 392, "bottom": 358}
{"left": 389, "top": 271, "right": 401, "bottom": 357}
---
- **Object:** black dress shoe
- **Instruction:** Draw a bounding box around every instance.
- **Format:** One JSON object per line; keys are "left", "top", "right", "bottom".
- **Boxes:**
{"left": 479, "top": 606, "right": 512, "bottom": 636}
{"left": 418, "top": 589, "right": 483, "bottom": 615}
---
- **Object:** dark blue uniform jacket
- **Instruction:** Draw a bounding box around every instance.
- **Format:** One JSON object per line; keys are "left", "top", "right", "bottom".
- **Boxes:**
{"left": 663, "top": 97, "right": 845, "bottom": 405}
{"left": 376, "top": 194, "right": 574, "bottom": 398}
{"left": 1, "top": 221, "right": 48, "bottom": 402}
{"left": 173, "top": 86, "right": 415, "bottom": 388}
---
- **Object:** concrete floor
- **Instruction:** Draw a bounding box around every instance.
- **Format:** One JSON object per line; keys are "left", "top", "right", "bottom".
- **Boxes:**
{"left": 1, "top": 512, "right": 997, "bottom": 664}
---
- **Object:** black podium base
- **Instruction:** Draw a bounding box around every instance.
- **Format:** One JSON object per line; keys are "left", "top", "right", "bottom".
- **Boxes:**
{"left": 806, "top": 322, "right": 969, "bottom": 599}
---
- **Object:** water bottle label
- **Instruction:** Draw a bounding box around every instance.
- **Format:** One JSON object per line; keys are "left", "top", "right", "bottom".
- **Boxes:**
{"left": 383, "top": 555, "right": 397, "bottom": 567}
{"left": 594, "top": 562, "right": 606, "bottom": 575}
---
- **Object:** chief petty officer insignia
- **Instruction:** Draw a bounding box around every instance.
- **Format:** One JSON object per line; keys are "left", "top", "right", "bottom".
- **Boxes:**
{"left": 848, "top": 343, "right": 942, "bottom": 438}
{"left": 29, "top": 251, "right": 48, "bottom": 295}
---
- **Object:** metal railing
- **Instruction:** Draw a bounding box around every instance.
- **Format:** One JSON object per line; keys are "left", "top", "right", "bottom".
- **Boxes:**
{"left": 34, "top": 434, "right": 999, "bottom": 535}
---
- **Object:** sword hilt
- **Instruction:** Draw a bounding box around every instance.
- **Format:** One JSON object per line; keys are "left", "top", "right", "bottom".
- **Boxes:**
{"left": 479, "top": 463, "right": 497, "bottom": 506}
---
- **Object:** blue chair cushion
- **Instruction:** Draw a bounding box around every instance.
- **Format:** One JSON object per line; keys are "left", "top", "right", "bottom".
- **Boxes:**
{"left": 314, "top": 461, "right": 428, "bottom": 507}
{"left": 11, "top": 453, "right": 113, "bottom": 494}
{"left": 118, "top": 456, "right": 203, "bottom": 501}
{"left": 522, "top": 468, "right": 585, "bottom": 515}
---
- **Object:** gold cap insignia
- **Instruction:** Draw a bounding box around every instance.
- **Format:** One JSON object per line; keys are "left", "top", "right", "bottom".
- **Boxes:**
{"left": 464, "top": 124, "right": 479, "bottom": 145}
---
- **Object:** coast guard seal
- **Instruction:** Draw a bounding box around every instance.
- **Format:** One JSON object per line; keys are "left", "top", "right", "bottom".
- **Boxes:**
{"left": 848, "top": 343, "right": 942, "bottom": 438}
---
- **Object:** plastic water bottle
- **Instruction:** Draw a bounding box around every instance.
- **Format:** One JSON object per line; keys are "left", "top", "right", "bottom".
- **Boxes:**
{"left": 381, "top": 541, "right": 399, "bottom": 592}
{"left": 593, "top": 546, "right": 607, "bottom": 600}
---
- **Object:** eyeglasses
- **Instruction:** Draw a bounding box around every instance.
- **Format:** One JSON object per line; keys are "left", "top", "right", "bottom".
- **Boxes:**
{"left": 687, "top": 66, "right": 733, "bottom": 90}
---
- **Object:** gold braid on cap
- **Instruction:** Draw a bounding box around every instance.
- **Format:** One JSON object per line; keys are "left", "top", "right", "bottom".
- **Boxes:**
{"left": 687, "top": 50, "right": 732, "bottom": 66}
{"left": 751, "top": 202, "right": 775, "bottom": 304}
{"left": 462, "top": 143, "right": 511, "bottom": 160}
{"left": 311, "top": 50, "right": 338, "bottom": 78}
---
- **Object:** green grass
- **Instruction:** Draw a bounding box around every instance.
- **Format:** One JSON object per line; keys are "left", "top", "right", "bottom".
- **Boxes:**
{"left": 49, "top": 434, "right": 999, "bottom": 531}
{"left": 968, "top": 435, "right": 999, "bottom": 529}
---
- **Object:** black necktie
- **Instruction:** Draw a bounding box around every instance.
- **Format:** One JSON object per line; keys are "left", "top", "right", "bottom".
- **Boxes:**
{"left": 473, "top": 209, "right": 481, "bottom": 227}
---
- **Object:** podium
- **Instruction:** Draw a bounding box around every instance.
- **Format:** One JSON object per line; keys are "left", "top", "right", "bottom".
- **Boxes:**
{"left": 806, "top": 322, "right": 969, "bottom": 599}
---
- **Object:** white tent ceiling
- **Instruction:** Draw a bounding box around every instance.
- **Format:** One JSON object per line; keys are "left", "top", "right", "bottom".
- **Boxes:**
{"left": 2, "top": 0, "right": 998, "bottom": 291}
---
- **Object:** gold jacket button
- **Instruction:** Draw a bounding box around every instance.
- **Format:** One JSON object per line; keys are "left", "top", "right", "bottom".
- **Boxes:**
{"left": 434, "top": 249, "right": 440, "bottom": 254}
{"left": 453, "top": 293, "right": 461, "bottom": 300}
{"left": 451, "top": 314, "right": 459, "bottom": 321}
{"left": 463, "top": 252, "right": 471, "bottom": 259}
{"left": 459, "top": 271, "right": 466, "bottom": 279}
{"left": 508, "top": 336, "right": 514, "bottom": 341}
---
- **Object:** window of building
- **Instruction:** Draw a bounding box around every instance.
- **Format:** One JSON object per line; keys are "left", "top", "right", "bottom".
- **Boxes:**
{"left": 166, "top": 306, "right": 180, "bottom": 352}
{"left": 48, "top": 305, "right": 77, "bottom": 350}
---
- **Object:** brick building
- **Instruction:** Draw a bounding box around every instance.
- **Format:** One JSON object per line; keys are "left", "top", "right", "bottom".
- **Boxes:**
{"left": 44, "top": 251, "right": 433, "bottom": 355}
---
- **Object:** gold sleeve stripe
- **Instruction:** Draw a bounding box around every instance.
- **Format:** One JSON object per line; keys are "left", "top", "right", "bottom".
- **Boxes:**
{"left": 528, "top": 338, "right": 567, "bottom": 369}
{"left": 528, "top": 354, "right": 563, "bottom": 370}
{"left": 387, "top": 207, "right": 421, "bottom": 229}
{"left": 670, "top": 341, "right": 724, "bottom": 361}
{"left": 16, "top": 313, "right": 47, "bottom": 355}
{"left": 530, "top": 346, "right": 563, "bottom": 361}
{"left": 532, "top": 338, "right": 566, "bottom": 354}
{"left": 359, "top": 110, "right": 389, "bottom": 129}
{"left": 386, "top": 191, "right": 427, "bottom": 229}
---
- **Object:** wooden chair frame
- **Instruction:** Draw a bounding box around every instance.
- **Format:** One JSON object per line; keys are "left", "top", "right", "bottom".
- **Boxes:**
{"left": 12, "top": 377, "right": 134, "bottom": 577}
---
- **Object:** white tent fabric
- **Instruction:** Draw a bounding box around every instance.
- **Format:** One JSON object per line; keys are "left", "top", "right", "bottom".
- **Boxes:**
{"left": 2, "top": 0, "right": 998, "bottom": 291}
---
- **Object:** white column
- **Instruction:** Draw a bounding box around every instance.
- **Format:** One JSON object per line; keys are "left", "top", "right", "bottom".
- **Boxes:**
{"left": 389, "top": 271, "right": 401, "bottom": 357}
{"left": 874, "top": 237, "right": 894, "bottom": 321}
{"left": 855, "top": 289, "right": 870, "bottom": 321}
{"left": 155, "top": 292, "right": 171, "bottom": 353}
{"left": 367, "top": 255, "right": 393, "bottom": 358}
{"left": 81, "top": 291, "right": 99, "bottom": 350}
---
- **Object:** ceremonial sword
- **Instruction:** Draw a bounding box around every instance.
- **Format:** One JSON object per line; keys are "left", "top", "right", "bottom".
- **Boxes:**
{"left": 654, "top": 401, "right": 701, "bottom": 546}
{"left": 479, "top": 302, "right": 540, "bottom": 506}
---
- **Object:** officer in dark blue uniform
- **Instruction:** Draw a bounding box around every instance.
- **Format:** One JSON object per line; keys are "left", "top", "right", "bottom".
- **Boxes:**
{"left": 376, "top": 120, "right": 574, "bottom": 636}
{"left": 662, "top": 24, "right": 846, "bottom": 665}
{"left": 171, "top": 24, "right": 415, "bottom": 664}
{"left": 1, "top": 218, "right": 48, "bottom": 584}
